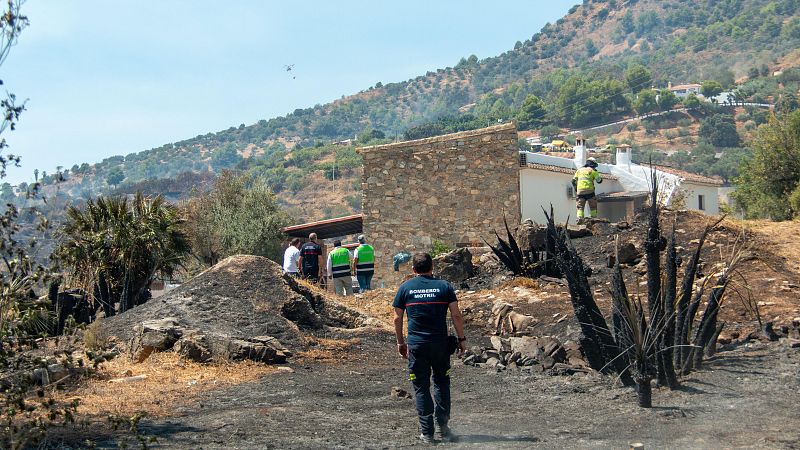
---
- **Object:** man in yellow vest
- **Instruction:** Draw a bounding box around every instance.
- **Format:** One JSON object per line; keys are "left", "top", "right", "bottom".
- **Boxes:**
{"left": 327, "top": 240, "right": 353, "bottom": 296}
{"left": 572, "top": 157, "right": 603, "bottom": 224}
{"left": 352, "top": 234, "right": 375, "bottom": 293}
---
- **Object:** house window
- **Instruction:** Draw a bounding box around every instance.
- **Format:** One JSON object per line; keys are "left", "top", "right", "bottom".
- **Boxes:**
{"left": 698, "top": 195, "right": 705, "bottom": 211}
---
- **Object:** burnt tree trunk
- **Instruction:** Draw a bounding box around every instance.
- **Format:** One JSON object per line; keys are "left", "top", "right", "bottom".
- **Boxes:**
{"left": 680, "top": 284, "right": 707, "bottom": 375}
{"left": 636, "top": 376, "right": 653, "bottom": 408}
{"left": 692, "top": 274, "right": 729, "bottom": 370}
{"left": 674, "top": 227, "right": 709, "bottom": 368}
{"left": 659, "top": 224, "right": 679, "bottom": 388}
{"left": 705, "top": 322, "right": 725, "bottom": 358}
{"left": 643, "top": 172, "right": 667, "bottom": 385}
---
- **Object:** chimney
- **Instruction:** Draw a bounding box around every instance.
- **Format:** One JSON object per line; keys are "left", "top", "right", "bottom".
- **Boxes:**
{"left": 615, "top": 144, "right": 632, "bottom": 171}
{"left": 573, "top": 138, "right": 587, "bottom": 167}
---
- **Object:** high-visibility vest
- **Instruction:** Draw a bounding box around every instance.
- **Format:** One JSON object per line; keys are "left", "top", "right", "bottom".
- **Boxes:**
{"left": 573, "top": 167, "right": 602, "bottom": 194}
{"left": 330, "top": 247, "right": 351, "bottom": 278}
{"left": 355, "top": 244, "right": 375, "bottom": 275}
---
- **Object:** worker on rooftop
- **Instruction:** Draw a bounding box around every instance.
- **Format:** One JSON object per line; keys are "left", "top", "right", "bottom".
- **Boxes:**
{"left": 572, "top": 157, "right": 603, "bottom": 224}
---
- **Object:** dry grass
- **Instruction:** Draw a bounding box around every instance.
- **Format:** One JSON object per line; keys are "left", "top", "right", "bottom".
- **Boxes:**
{"left": 497, "top": 277, "right": 540, "bottom": 290}
{"left": 297, "top": 337, "right": 363, "bottom": 363}
{"left": 57, "top": 352, "right": 278, "bottom": 418}
{"left": 295, "top": 278, "right": 397, "bottom": 328}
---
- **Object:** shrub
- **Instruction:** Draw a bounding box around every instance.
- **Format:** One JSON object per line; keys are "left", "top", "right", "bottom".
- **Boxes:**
{"left": 431, "top": 239, "right": 453, "bottom": 258}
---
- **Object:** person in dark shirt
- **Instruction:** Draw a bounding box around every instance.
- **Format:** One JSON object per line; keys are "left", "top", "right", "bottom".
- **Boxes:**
{"left": 298, "top": 233, "right": 323, "bottom": 282}
{"left": 393, "top": 253, "right": 466, "bottom": 444}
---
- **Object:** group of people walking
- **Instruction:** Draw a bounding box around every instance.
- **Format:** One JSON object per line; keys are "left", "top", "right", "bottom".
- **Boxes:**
{"left": 282, "top": 233, "right": 375, "bottom": 295}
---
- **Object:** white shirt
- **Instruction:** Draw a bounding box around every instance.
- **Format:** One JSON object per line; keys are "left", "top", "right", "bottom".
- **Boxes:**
{"left": 283, "top": 245, "right": 300, "bottom": 273}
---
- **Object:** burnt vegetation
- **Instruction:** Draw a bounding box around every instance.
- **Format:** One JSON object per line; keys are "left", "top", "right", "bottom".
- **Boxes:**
{"left": 487, "top": 175, "right": 754, "bottom": 408}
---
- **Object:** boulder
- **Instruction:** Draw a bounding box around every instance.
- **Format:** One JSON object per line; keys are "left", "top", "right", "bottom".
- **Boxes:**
{"left": 129, "top": 318, "right": 184, "bottom": 362}
{"left": 224, "top": 336, "right": 291, "bottom": 364}
{"left": 515, "top": 220, "right": 547, "bottom": 250}
{"left": 175, "top": 333, "right": 213, "bottom": 363}
{"left": 509, "top": 336, "right": 543, "bottom": 360}
{"left": 490, "top": 336, "right": 511, "bottom": 353}
{"left": 433, "top": 248, "right": 475, "bottom": 283}
{"left": 617, "top": 242, "right": 641, "bottom": 265}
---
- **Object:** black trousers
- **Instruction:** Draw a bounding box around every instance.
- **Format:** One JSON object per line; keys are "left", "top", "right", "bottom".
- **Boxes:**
{"left": 408, "top": 341, "right": 451, "bottom": 436}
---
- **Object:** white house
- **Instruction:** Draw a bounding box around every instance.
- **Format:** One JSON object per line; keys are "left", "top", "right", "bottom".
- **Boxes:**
{"left": 668, "top": 83, "right": 702, "bottom": 98}
{"left": 518, "top": 140, "right": 722, "bottom": 224}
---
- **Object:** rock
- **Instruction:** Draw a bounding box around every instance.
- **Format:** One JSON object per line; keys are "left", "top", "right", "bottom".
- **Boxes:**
{"left": 32, "top": 368, "right": 49, "bottom": 385}
{"left": 589, "top": 221, "right": 615, "bottom": 236}
{"left": 566, "top": 225, "right": 592, "bottom": 239}
{"left": 490, "top": 336, "right": 511, "bottom": 353}
{"left": 617, "top": 242, "right": 641, "bottom": 265}
{"left": 390, "top": 386, "right": 413, "bottom": 399}
{"left": 568, "top": 356, "right": 587, "bottom": 368}
{"left": 47, "top": 364, "right": 68, "bottom": 382}
{"left": 540, "top": 355, "right": 556, "bottom": 370}
{"left": 432, "top": 248, "right": 475, "bottom": 283}
{"left": 224, "top": 336, "right": 291, "bottom": 364}
{"left": 485, "top": 357, "right": 501, "bottom": 367}
{"left": 509, "top": 336, "right": 541, "bottom": 358}
{"left": 515, "top": 220, "right": 547, "bottom": 250}
{"left": 763, "top": 321, "right": 780, "bottom": 342}
{"left": 175, "top": 333, "right": 213, "bottom": 363}
{"left": 129, "top": 318, "right": 184, "bottom": 363}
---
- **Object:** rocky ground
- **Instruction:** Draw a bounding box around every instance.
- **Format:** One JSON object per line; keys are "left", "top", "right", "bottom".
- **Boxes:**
{"left": 49, "top": 212, "right": 800, "bottom": 449}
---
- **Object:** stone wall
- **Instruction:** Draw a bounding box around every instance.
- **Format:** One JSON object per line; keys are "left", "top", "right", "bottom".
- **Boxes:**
{"left": 358, "top": 123, "right": 521, "bottom": 287}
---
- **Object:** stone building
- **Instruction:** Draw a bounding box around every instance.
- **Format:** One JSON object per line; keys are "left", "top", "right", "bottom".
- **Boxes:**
{"left": 358, "top": 123, "right": 521, "bottom": 287}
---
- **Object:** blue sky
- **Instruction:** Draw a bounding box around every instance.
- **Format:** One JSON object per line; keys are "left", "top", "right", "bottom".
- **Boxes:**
{"left": 3, "top": 1, "right": 577, "bottom": 184}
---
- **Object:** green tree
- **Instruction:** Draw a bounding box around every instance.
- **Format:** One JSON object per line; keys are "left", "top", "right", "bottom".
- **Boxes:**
{"left": 210, "top": 143, "right": 243, "bottom": 172}
{"left": 732, "top": 111, "right": 800, "bottom": 219}
{"left": 183, "top": 171, "right": 292, "bottom": 266}
{"left": 699, "top": 114, "right": 740, "bottom": 147}
{"left": 701, "top": 80, "right": 723, "bottom": 99}
{"left": 634, "top": 90, "right": 658, "bottom": 114}
{"left": 625, "top": 64, "right": 652, "bottom": 93}
{"left": 106, "top": 166, "right": 124, "bottom": 188}
{"left": 585, "top": 39, "right": 599, "bottom": 58}
{"left": 657, "top": 89, "right": 678, "bottom": 111}
{"left": 683, "top": 93, "right": 702, "bottom": 108}
{"left": 539, "top": 125, "right": 562, "bottom": 142}
{"left": 516, "top": 94, "right": 548, "bottom": 130}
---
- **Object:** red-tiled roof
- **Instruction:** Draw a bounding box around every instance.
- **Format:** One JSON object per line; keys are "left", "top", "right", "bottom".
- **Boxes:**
{"left": 649, "top": 165, "right": 723, "bottom": 186}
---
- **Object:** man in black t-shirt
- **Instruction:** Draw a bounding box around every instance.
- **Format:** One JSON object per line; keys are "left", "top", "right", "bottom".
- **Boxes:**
{"left": 299, "top": 233, "right": 323, "bottom": 282}
{"left": 393, "top": 253, "right": 466, "bottom": 444}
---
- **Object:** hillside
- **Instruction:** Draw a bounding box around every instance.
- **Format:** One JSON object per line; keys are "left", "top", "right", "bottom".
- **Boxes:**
{"left": 21, "top": 0, "right": 800, "bottom": 221}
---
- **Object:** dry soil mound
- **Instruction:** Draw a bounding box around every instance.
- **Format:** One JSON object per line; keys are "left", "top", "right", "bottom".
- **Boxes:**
{"left": 105, "top": 255, "right": 372, "bottom": 350}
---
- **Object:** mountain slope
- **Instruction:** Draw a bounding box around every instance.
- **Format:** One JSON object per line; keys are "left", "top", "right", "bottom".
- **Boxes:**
{"left": 33, "top": 0, "right": 800, "bottom": 221}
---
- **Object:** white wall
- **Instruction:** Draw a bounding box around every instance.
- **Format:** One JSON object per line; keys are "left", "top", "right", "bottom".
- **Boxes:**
{"left": 681, "top": 182, "right": 720, "bottom": 215}
{"left": 519, "top": 169, "right": 626, "bottom": 224}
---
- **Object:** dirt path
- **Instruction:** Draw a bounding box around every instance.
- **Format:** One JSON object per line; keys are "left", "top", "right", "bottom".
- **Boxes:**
{"left": 128, "top": 334, "right": 799, "bottom": 449}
